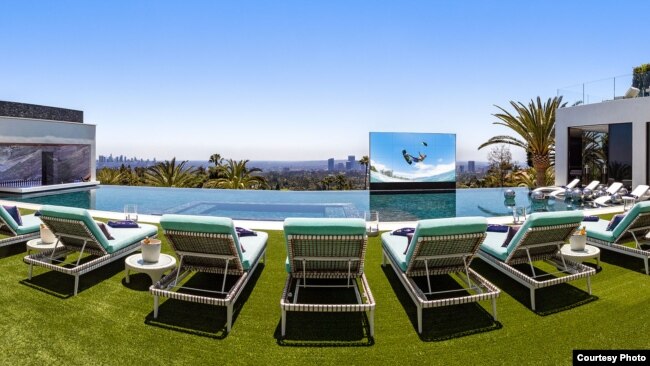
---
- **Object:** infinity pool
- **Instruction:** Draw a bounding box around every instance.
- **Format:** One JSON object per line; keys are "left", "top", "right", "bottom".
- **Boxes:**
{"left": 0, "top": 185, "right": 587, "bottom": 221}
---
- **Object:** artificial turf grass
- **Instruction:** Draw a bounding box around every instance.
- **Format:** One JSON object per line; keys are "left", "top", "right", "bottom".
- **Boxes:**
{"left": 0, "top": 224, "right": 649, "bottom": 365}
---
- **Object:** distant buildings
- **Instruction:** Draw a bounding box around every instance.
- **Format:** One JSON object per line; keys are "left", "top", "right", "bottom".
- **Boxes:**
{"left": 327, "top": 158, "right": 335, "bottom": 172}
{"left": 468, "top": 161, "right": 475, "bottom": 173}
{"left": 459, "top": 165, "right": 465, "bottom": 173}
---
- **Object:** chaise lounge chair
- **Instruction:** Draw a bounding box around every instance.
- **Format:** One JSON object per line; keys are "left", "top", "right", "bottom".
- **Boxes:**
{"left": 594, "top": 182, "right": 624, "bottom": 206}
{"left": 548, "top": 180, "right": 599, "bottom": 199}
{"left": 151, "top": 214, "right": 267, "bottom": 333}
{"left": 381, "top": 217, "right": 500, "bottom": 334}
{"left": 477, "top": 211, "right": 595, "bottom": 311}
{"left": 0, "top": 205, "right": 41, "bottom": 248}
{"left": 533, "top": 178, "right": 580, "bottom": 198}
{"left": 621, "top": 185, "right": 650, "bottom": 210}
{"left": 24, "top": 205, "right": 158, "bottom": 296}
{"left": 281, "top": 218, "right": 375, "bottom": 338}
{"left": 583, "top": 201, "right": 650, "bottom": 275}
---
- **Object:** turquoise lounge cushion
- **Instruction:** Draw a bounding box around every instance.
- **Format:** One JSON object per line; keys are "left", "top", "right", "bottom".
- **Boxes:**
{"left": 39, "top": 205, "right": 155, "bottom": 254}
{"left": 283, "top": 218, "right": 366, "bottom": 235}
{"left": 582, "top": 219, "right": 615, "bottom": 242}
{"left": 102, "top": 224, "right": 158, "bottom": 253}
{"left": 382, "top": 217, "right": 487, "bottom": 272}
{"left": 381, "top": 231, "right": 410, "bottom": 271}
{"left": 404, "top": 217, "right": 487, "bottom": 266}
{"left": 0, "top": 205, "right": 20, "bottom": 232}
{"left": 480, "top": 211, "right": 584, "bottom": 261}
{"left": 584, "top": 201, "right": 650, "bottom": 243}
{"left": 283, "top": 218, "right": 366, "bottom": 273}
{"left": 160, "top": 214, "right": 266, "bottom": 270}
{"left": 15, "top": 215, "right": 42, "bottom": 235}
{"left": 480, "top": 231, "right": 510, "bottom": 260}
{"left": 2, "top": 205, "right": 22, "bottom": 226}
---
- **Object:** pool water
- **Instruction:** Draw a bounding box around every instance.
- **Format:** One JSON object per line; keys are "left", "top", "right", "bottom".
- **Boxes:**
{"left": 1, "top": 185, "right": 588, "bottom": 221}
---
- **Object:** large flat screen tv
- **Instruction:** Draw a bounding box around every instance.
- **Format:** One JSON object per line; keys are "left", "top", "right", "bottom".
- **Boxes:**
{"left": 369, "top": 132, "right": 456, "bottom": 192}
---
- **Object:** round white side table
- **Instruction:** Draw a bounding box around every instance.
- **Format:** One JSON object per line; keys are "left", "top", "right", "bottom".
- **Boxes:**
{"left": 26, "top": 238, "right": 59, "bottom": 254}
{"left": 559, "top": 244, "right": 601, "bottom": 269}
{"left": 124, "top": 253, "right": 176, "bottom": 284}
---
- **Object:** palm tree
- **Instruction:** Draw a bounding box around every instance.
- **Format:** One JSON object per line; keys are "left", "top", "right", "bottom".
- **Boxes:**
{"left": 144, "top": 158, "right": 199, "bottom": 187}
{"left": 96, "top": 167, "right": 124, "bottom": 185}
{"left": 334, "top": 173, "right": 350, "bottom": 190}
{"left": 203, "top": 159, "right": 268, "bottom": 189}
{"left": 479, "top": 96, "right": 566, "bottom": 187}
{"left": 358, "top": 155, "right": 369, "bottom": 189}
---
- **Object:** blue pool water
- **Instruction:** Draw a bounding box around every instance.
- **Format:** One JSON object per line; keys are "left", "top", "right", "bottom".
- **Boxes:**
{"left": 1, "top": 186, "right": 587, "bottom": 221}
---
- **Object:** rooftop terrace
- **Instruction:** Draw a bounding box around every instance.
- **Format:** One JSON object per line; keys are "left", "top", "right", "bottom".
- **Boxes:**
{"left": 0, "top": 205, "right": 648, "bottom": 365}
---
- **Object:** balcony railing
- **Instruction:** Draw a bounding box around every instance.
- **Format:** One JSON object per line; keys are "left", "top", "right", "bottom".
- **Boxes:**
{"left": 557, "top": 74, "right": 650, "bottom": 107}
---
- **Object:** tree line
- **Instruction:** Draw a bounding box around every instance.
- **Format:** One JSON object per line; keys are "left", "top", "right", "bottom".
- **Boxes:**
{"left": 96, "top": 153, "right": 370, "bottom": 190}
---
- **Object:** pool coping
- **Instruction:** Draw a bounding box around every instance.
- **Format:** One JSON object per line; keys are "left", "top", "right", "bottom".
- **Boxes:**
{"left": 1, "top": 198, "right": 627, "bottom": 231}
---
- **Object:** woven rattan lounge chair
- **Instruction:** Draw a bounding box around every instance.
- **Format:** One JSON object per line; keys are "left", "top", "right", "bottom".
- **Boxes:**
{"left": 381, "top": 217, "right": 500, "bottom": 334}
{"left": 477, "top": 211, "right": 595, "bottom": 311}
{"left": 23, "top": 205, "right": 158, "bottom": 296}
{"left": 582, "top": 201, "right": 650, "bottom": 275}
{"left": 151, "top": 214, "right": 267, "bottom": 333}
{"left": 0, "top": 205, "right": 41, "bottom": 248}
{"left": 281, "top": 218, "right": 375, "bottom": 338}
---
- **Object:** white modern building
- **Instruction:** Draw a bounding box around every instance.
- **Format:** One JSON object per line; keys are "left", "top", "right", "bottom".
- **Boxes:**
{"left": 555, "top": 96, "right": 650, "bottom": 189}
{"left": 0, "top": 101, "right": 98, "bottom": 194}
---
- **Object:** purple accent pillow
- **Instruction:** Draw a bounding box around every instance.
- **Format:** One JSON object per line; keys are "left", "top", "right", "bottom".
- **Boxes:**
{"left": 96, "top": 222, "right": 115, "bottom": 240}
{"left": 236, "top": 227, "right": 257, "bottom": 237}
{"left": 392, "top": 227, "right": 416, "bottom": 237}
{"left": 107, "top": 220, "right": 139, "bottom": 228}
{"left": 403, "top": 233, "right": 415, "bottom": 255}
{"left": 582, "top": 216, "right": 599, "bottom": 222}
{"left": 606, "top": 214, "right": 626, "bottom": 231}
{"left": 2, "top": 205, "right": 22, "bottom": 226}
{"left": 501, "top": 226, "right": 521, "bottom": 248}
{"left": 487, "top": 224, "right": 509, "bottom": 233}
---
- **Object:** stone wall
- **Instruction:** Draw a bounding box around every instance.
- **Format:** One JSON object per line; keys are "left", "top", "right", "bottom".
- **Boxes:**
{"left": 0, "top": 101, "right": 83, "bottom": 123}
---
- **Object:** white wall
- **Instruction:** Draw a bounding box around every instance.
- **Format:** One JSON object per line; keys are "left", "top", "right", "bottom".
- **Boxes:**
{"left": 555, "top": 97, "right": 650, "bottom": 187}
{"left": 0, "top": 117, "right": 97, "bottom": 180}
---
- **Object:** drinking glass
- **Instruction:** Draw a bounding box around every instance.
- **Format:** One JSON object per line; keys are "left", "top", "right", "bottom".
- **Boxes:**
{"left": 365, "top": 210, "right": 379, "bottom": 236}
{"left": 517, "top": 206, "right": 527, "bottom": 222}
{"left": 124, "top": 204, "right": 138, "bottom": 222}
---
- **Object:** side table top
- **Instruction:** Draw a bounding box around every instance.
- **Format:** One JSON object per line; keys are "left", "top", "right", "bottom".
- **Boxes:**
{"left": 26, "top": 238, "right": 59, "bottom": 251}
{"left": 560, "top": 244, "right": 600, "bottom": 258}
{"left": 125, "top": 253, "right": 176, "bottom": 269}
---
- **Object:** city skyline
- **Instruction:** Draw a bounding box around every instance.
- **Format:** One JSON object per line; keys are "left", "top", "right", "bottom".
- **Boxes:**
{"left": 3, "top": 1, "right": 647, "bottom": 162}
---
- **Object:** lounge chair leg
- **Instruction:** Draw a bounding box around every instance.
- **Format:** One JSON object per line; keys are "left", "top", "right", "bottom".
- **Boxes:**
{"left": 645, "top": 258, "right": 649, "bottom": 275}
{"left": 226, "top": 304, "right": 233, "bottom": 333}
{"left": 417, "top": 306, "right": 423, "bottom": 334}
{"left": 74, "top": 275, "right": 79, "bottom": 296}
{"left": 28, "top": 263, "right": 33, "bottom": 280}
{"left": 153, "top": 295, "right": 159, "bottom": 319}
{"left": 587, "top": 275, "right": 592, "bottom": 295}
{"left": 281, "top": 310, "right": 286, "bottom": 337}
{"left": 368, "top": 309, "right": 375, "bottom": 337}
{"left": 530, "top": 289, "right": 536, "bottom": 311}
{"left": 491, "top": 298, "right": 498, "bottom": 321}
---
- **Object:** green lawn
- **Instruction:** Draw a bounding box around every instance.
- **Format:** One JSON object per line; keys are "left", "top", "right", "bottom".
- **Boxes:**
{"left": 1, "top": 214, "right": 649, "bottom": 365}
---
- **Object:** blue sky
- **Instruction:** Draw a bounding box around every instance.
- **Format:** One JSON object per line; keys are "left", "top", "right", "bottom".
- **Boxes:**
{"left": 2, "top": 1, "right": 648, "bottom": 162}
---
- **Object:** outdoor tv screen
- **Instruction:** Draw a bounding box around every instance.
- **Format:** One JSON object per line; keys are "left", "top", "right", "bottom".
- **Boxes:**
{"left": 369, "top": 132, "right": 456, "bottom": 191}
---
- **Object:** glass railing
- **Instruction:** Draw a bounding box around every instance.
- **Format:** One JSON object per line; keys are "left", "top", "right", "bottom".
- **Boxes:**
{"left": 556, "top": 74, "right": 650, "bottom": 106}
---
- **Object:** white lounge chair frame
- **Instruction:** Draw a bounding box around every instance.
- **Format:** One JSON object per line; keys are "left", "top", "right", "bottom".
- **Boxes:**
{"left": 478, "top": 223, "right": 595, "bottom": 311}
{"left": 24, "top": 216, "right": 145, "bottom": 296}
{"left": 281, "top": 233, "right": 375, "bottom": 338}
{"left": 586, "top": 212, "right": 650, "bottom": 275}
{"left": 150, "top": 229, "right": 266, "bottom": 333}
{"left": 383, "top": 231, "right": 500, "bottom": 334}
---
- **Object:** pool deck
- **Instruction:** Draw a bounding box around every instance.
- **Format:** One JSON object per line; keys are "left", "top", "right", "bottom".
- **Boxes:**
{"left": 2, "top": 198, "right": 626, "bottom": 231}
